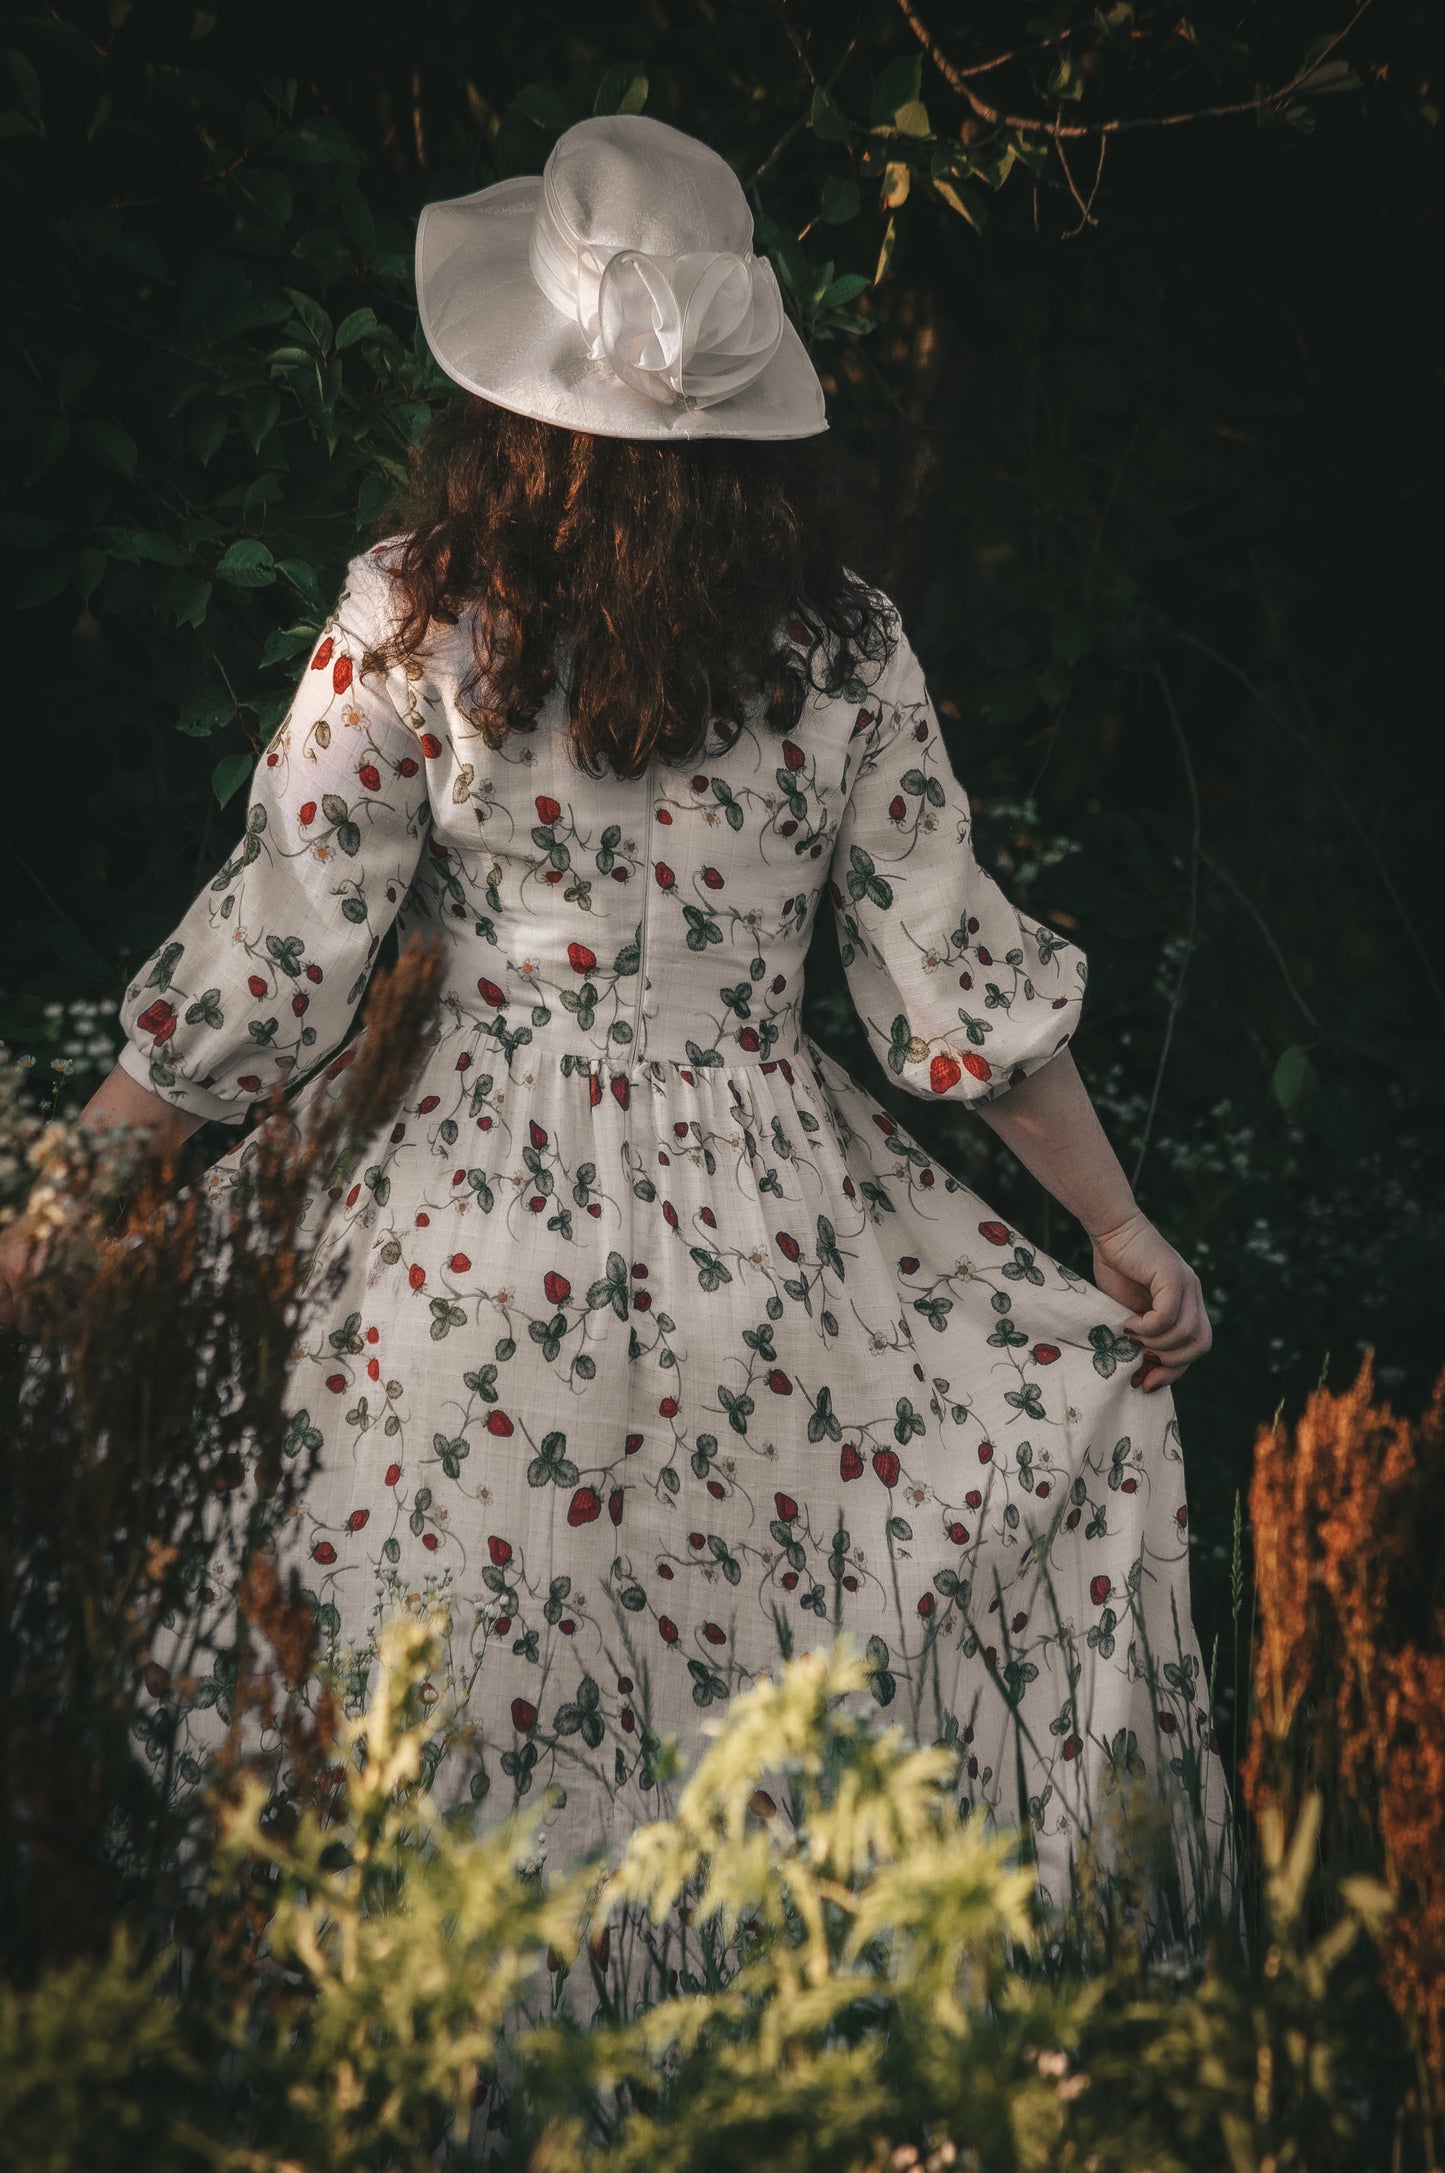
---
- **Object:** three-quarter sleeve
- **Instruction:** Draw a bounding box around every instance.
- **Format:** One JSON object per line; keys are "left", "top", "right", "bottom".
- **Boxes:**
{"left": 827, "top": 623, "right": 1086, "bottom": 1107}
{"left": 116, "top": 550, "right": 433, "bottom": 1127}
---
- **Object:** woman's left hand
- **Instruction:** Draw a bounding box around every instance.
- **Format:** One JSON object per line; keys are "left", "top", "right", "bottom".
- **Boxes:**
{"left": 1089, "top": 1208, "right": 1213, "bottom": 1391}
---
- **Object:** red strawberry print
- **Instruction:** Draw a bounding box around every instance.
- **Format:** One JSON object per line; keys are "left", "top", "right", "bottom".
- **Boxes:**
{"left": 775, "top": 1231, "right": 801, "bottom": 1262}
{"left": 312, "top": 1541, "right": 337, "bottom": 1564}
{"left": 658, "top": 1617, "right": 679, "bottom": 1643}
{"left": 840, "top": 1443, "right": 865, "bottom": 1482}
{"left": 624, "top": 1433, "right": 643, "bottom": 1455}
{"left": 488, "top": 1536, "right": 512, "bottom": 1567}
{"left": 408, "top": 1264, "right": 425, "bottom": 1291}
{"left": 332, "top": 654, "right": 353, "bottom": 694}
{"left": 511, "top": 1698, "right": 537, "bottom": 1732}
{"left": 962, "top": 1052, "right": 992, "bottom": 1083}
{"left": 567, "top": 1487, "right": 602, "bottom": 1527}
{"left": 449, "top": 1253, "right": 471, "bottom": 1274}
{"left": 325, "top": 1374, "right": 346, "bottom": 1394}
{"left": 767, "top": 1369, "right": 793, "bottom": 1395}
{"left": 608, "top": 1490, "right": 624, "bottom": 1527}
{"left": 419, "top": 732, "right": 442, "bottom": 758}
{"left": 702, "top": 1623, "right": 726, "bottom": 1644}
{"left": 477, "top": 977, "right": 505, "bottom": 1008}
{"left": 872, "top": 1449, "right": 901, "bottom": 1488}
{"left": 702, "top": 866, "right": 723, "bottom": 889}
{"left": 1090, "top": 1575, "right": 1111, "bottom": 1605}
{"left": 774, "top": 1492, "right": 799, "bottom": 1522}
{"left": 421, "top": 1533, "right": 440, "bottom": 1552}
{"left": 567, "top": 942, "right": 597, "bottom": 974}
{"left": 978, "top": 1442, "right": 994, "bottom": 1464}
{"left": 311, "top": 636, "right": 333, "bottom": 670}
{"left": 535, "top": 795, "right": 561, "bottom": 824}
{"left": 929, "top": 1054, "right": 962, "bottom": 1094}
{"left": 544, "top": 1270, "right": 571, "bottom": 1304}
{"left": 1033, "top": 1344, "right": 1061, "bottom": 1364}
{"left": 298, "top": 801, "right": 317, "bottom": 826}
{"left": 248, "top": 974, "right": 267, "bottom": 998}
{"left": 385, "top": 1464, "right": 401, "bottom": 1487}
{"left": 781, "top": 739, "right": 804, "bottom": 770}
{"left": 888, "top": 795, "right": 906, "bottom": 821}
{"left": 136, "top": 999, "right": 177, "bottom": 1046}
{"left": 358, "top": 763, "right": 381, "bottom": 792}
{"left": 978, "top": 1222, "right": 1011, "bottom": 1246}
{"left": 948, "top": 1522, "right": 970, "bottom": 1544}
{"left": 347, "top": 1509, "right": 369, "bottom": 1532}
{"left": 485, "top": 1410, "right": 514, "bottom": 1437}
{"left": 655, "top": 863, "right": 675, "bottom": 889}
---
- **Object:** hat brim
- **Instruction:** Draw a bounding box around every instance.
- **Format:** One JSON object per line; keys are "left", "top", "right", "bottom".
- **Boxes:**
{"left": 416, "top": 177, "right": 829, "bottom": 444}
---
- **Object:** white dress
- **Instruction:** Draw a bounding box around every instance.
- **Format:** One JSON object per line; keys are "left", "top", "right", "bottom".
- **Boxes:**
{"left": 120, "top": 539, "right": 1233, "bottom": 1915}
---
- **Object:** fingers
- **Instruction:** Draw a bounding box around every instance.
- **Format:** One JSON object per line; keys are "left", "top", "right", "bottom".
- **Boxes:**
{"left": 1129, "top": 1295, "right": 1213, "bottom": 1390}
{"left": 1123, "top": 1269, "right": 1186, "bottom": 1343}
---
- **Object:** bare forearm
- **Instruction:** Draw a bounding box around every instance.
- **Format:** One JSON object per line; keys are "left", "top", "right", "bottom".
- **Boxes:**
{"left": 75, "top": 1060, "right": 206, "bottom": 1159}
{"left": 973, "top": 1048, "right": 1138, "bottom": 1239}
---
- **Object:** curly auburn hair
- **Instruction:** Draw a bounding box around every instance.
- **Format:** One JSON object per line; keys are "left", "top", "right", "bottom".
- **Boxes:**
{"left": 366, "top": 396, "right": 894, "bottom": 780}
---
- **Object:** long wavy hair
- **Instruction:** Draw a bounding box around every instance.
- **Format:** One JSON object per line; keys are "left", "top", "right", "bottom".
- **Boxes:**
{"left": 367, "top": 396, "right": 894, "bottom": 779}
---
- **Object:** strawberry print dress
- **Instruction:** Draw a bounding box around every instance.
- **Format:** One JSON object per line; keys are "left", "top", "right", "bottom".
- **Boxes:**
{"left": 119, "top": 539, "right": 1232, "bottom": 1914}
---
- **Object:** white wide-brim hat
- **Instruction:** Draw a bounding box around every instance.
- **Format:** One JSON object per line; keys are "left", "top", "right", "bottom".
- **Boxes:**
{"left": 415, "top": 112, "right": 828, "bottom": 443}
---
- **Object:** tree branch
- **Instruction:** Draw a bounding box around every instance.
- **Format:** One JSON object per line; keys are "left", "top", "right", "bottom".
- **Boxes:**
{"left": 891, "top": 0, "right": 1373, "bottom": 140}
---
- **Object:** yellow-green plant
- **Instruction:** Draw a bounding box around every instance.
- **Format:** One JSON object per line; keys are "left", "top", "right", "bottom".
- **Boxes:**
{"left": 518, "top": 1641, "right": 1088, "bottom": 2173}
{"left": 203, "top": 1612, "right": 595, "bottom": 2172}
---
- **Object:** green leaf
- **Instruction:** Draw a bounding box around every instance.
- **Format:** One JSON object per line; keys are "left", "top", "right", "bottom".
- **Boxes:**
{"left": 283, "top": 287, "right": 333, "bottom": 351}
{"left": 241, "top": 390, "right": 282, "bottom": 454}
{"left": 335, "top": 307, "right": 378, "bottom": 350}
{"left": 934, "top": 177, "right": 988, "bottom": 234}
{"left": 6, "top": 46, "right": 44, "bottom": 134}
{"left": 213, "top": 752, "right": 254, "bottom": 808}
{"left": 260, "top": 620, "right": 321, "bottom": 666}
{"left": 594, "top": 65, "right": 648, "bottom": 116}
{"left": 820, "top": 174, "right": 860, "bottom": 225}
{"left": 109, "top": 530, "right": 190, "bottom": 568}
{"left": 893, "top": 99, "right": 931, "bottom": 138}
{"left": 82, "top": 419, "right": 138, "bottom": 478}
{"left": 821, "top": 273, "right": 871, "bottom": 308}
{"left": 810, "top": 86, "right": 852, "bottom": 142}
{"left": 339, "top": 178, "right": 376, "bottom": 258}
{"left": 177, "top": 689, "right": 235, "bottom": 739}
{"left": 1271, "top": 1043, "right": 1321, "bottom": 1115}
{"left": 188, "top": 408, "right": 228, "bottom": 466}
{"left": 870, "top": 54, "right": 922, "bottom": 128}
{"left": 215, "top": 539, "right": 277, "bottom": 587}
{"left": 169, "top": 575, "right": 212, "bottom": 630}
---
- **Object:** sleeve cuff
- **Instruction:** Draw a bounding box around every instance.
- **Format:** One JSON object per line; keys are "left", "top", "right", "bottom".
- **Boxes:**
{"left": 116, "top": 1037, "right": 251, "bottom": 1128}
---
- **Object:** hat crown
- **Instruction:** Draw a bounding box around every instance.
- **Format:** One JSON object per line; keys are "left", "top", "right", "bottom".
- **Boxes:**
{"left": 544, "top": 114, "right": 754, "bottom": 260}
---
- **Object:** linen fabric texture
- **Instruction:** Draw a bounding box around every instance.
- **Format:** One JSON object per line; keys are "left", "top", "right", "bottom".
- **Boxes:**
{"left": 118, "top": 543, "right": 1231, "bottom": 1912}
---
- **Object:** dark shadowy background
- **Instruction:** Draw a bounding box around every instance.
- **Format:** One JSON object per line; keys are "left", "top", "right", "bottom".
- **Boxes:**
{"left": 1, "top": 0, "right": 1440, "bottom": 1743}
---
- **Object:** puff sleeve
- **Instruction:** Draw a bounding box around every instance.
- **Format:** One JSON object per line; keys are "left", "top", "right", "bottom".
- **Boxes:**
{"left": 827, "top": 623, "right": 1086, "bottom": 1107}
{"left": 116, "top": 550, "right": 433, "bottom": 1127}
